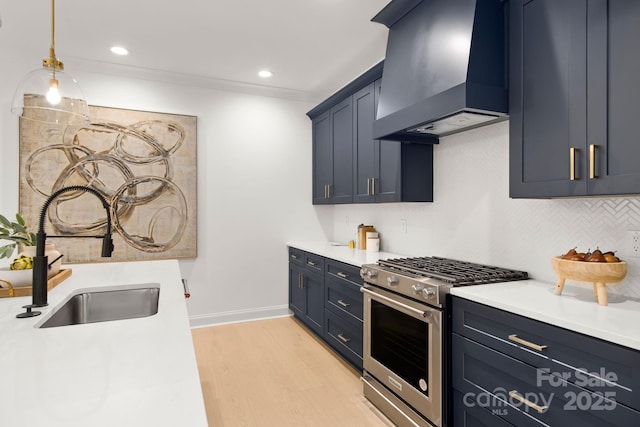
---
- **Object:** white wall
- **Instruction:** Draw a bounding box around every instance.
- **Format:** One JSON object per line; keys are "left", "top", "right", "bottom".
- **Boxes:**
{"left": 5, "top": 58, "right": 640, "bottom": 324}
{"left": 333, "top": 121, "right": 640, "bottom": 299}
{"left": 0, "top": 59, "right": 331, "bottom": 326}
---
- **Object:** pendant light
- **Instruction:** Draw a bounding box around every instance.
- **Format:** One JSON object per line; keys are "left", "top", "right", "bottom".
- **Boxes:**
{"left": 11, "top": 0, "right": 90, "bottom": 125}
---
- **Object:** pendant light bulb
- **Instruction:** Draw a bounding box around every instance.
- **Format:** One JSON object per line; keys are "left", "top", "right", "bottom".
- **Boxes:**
{"left": 46, "top": 78, "right": 61, "bottom": 105}
{"left": 10, "top": 0, "right": 90, "bottom": 125}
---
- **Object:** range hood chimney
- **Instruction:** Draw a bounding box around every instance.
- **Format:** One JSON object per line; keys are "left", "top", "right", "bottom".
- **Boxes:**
{"left": 372, "top": 0, "right": 508, "bottom": 143}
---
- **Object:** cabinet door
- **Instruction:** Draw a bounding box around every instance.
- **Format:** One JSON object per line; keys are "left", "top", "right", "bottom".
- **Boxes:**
{"left": 509, "top": 0, "right": 588, "bottom": 198}
{"left": 312, "top": 111, "right": 332, "bottom": 204}
{"left": 288, "top": 263, "right": 305, "bottom": 319}
{"left": 303, "top": 269, "right": 324, "bottom": 336}
{"left": 353, "top": 83, "right": 377, "bottom": 203}
{"left": 330, "top": 97, "right": 354, "bottom": 203}
{"left": 587, "top": 0, "right": 640, "bottom": 195}
{"left": 374, "top": 79, "right": 402, "bottom": 203}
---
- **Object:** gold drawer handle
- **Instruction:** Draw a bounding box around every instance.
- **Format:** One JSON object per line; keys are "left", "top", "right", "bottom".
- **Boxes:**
{"left": 337, "top": 299, "right": 350, "bottom": 308}
{"left": 509, "top": 390, "right": 549, "bottom": 414}
{"left": 590, "top": 144, "right": 599, "bottom": 179}
{"left": 336, "top": 272, "right": 348, "bottom": 278}
{"left": 570, "top": 147, "right": 578, "bottom": 180}
{"left": 508, "top": 334, "right": 547, "bottom": 351}
{"left": 338, "top": 333, "right": 351, "bottom": 343}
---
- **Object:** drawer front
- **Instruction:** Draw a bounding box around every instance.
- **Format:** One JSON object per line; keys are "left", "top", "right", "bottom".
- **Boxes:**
{"left": 325, "top": 259, "right": 362, "bottom": 287}
{"left": 452, "top": 296, "right": 640, "bottom": 410}
{"left": 288, "top": 247, "right": 304, "bottom": 265}
{"left": 453, "top": 389, "right": 515, "bottom": 427}
{"left": 453, "top": 334, "right": 640, "bottom": 427}
{"left": 324, "top": 309, "right": 363, "bottom": 370}
{"left": 304, "top": 252, "right": 324, "bottom": 272}
{"left": 325, "top": 276, "right": 363, "bottom": 321}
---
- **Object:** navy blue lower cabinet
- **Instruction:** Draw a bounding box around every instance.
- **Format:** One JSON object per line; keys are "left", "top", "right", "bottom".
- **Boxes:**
{"left": 288, "top": 262, "right": 305, "bottom": 319}
{"left": 288, "top": 249, "right": 324, "bottom": 336}
{"left": 453, "top": 389, "right": 515, "bottom": 427}
{"left": 324, "top": 309, "right": 363, "bottom": 370}
{"left": 453, "top": 334, "right": 640, "bottom": 426}
{"left": 451, "top": 296, "right": 640, "bottom": 426}
{"left": 288, "top": 250, "right": 364, "bottom": 369}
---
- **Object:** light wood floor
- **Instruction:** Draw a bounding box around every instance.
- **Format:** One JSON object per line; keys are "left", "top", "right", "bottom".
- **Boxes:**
{"left": 192, "top": 316, "right": 394, "bottom": 427}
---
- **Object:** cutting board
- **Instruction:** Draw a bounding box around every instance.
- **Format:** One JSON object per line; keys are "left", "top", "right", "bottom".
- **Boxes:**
{"left": 0, "top": 269, "right": 72, "bottom": 298}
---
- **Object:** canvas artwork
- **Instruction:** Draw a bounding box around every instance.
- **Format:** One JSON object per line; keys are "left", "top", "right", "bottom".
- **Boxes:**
{"left": 18, "top": 104, "right": 197, "bottom": 263}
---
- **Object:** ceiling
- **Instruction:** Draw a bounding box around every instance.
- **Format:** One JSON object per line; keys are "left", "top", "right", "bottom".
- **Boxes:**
{"left": 0, "top": 0, "right": 390, "bottom": 102}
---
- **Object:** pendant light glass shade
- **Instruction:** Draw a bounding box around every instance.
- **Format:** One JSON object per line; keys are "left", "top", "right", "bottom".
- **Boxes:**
{"left": 10, "top": 0, "right": 90, "bottom": 126}
{"left": 11, "top": 67, "right": 90, "bottom": 125}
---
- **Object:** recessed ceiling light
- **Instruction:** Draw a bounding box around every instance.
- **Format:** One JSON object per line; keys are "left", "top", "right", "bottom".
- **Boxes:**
{"left": 258, "top": 70, "right": 273, "bottom": 78}
{"left": 110, "top": 46, "right": 129, "bottom": 56}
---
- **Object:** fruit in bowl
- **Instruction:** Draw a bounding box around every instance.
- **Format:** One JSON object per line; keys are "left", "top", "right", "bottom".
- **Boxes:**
{"left": 553, "top": 247, "right": 627, "bottom": 306}
{"left": 10, "top": 255, "right": 33, "bottom": 270}
{"left": 560, "top": 247, "right": 622, "bottom": 263}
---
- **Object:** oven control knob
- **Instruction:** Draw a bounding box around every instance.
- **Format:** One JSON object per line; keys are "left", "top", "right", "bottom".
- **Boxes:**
{"left": 422, "top": 288, "right": 436, "bottom": 299}
{"left": 411, "top": 284, "right": 424, "bottom": 294}
{"left": 387, "top": 276, "right": 399, "bottom": 286}
{"left": 366, "top": 270, "right": 378, "bottom": 279}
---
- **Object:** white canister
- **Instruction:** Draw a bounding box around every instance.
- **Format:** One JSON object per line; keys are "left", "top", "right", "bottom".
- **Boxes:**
{"left": 366, "top": 232, "right": 380, "bottom": 252}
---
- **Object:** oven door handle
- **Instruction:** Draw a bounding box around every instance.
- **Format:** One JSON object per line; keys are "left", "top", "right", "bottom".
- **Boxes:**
{"left": 361, "top": 286, "right": 430, "bottom": 318}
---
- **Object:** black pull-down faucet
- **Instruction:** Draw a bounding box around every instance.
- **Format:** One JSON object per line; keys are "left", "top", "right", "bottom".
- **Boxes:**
{"left": 17, "top": 185, "right": 114, "bottom": 318}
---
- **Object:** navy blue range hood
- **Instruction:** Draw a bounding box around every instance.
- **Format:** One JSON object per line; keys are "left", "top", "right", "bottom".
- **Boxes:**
{"left": 372, "top": 0, "right": 508, "bottom": 143}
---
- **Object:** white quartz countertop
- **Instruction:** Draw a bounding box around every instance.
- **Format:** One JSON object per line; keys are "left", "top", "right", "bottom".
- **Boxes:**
{"left": 289, "top": 241, "right": 640, "bottom": 351}
{"left": 451, "top": 279, "right": 640, "bottom": 351}
{"left": 0, "top": 259, "right": 207, "bottom": 427}
{"left": 287, "top": 241, "right": 407, "bottom": 267}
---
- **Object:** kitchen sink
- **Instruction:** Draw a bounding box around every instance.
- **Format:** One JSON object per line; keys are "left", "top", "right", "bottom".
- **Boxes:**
{"left": 38, "top": 284, "right": 160, "bottom": 328}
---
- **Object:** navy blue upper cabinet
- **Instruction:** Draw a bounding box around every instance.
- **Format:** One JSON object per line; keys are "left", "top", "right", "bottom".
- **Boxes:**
{"left": 312, "top": 111, "right": 333, "bottom": 204}
{"left": 353, "top": 79, "right": 433, "bottom": 203}
{"left": 309, "top": 61, "right": 433, "bottom": 204}
{"left": 510, "top": 0, "right": 640, "bottom": 198}
{"left": 311, "top": 98, "right": 353, "bottom": 204}
{"left": 588, "top": 0, "right": 640, "bottom": 195}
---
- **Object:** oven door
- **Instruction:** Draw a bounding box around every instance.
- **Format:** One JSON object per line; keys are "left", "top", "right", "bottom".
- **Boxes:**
{"left": 361, "top": 284, "right": 442, "bottom": 427}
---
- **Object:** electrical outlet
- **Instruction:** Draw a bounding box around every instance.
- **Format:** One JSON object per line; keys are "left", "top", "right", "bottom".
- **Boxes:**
{"left": 628, "top": 231, "right": 640, "bottom": 257}
{"left": 400, "top": 219, "right": 407, "bottom": 234}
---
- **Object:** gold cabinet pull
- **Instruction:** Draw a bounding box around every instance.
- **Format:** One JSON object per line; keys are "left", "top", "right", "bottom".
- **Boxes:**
{"left": 508, "top": 334, "right": 547, "bottom": 351}
{"left": 569, "top": 147, "right": 578, "bottom": 180}
{"left": 327, "top": 184, "right": 332, "bottom": 198}
{"left": 509, "top": 390, "right": 549, "bottom": 414}
{"left": 290, "top": 254, "right": 298, "bottom": 260}
{"left": 337, "top": 299, "right": 350, "bottom": 307}
{"left": 367, "top": 178, "right": 371, "bottom": 195}
{"left": 298, "top": 273, "right": 303, "bottom": 289}
{"left": 307, "top": 261, "right": 317, "bottom": 267}
{"left": 371, "top": 177, "right": 376, "bottom": 195}
{"left": 336, "top": 272, "right": 348, "bottom": 278}
{"left": 338, "top": 333, "right": 351, "bottom": 343}
{"left": 590, "top": 144, "right": 599, "bottom": 179}
{"left": 324, "top": 184, "right": 328, "bottom": 199}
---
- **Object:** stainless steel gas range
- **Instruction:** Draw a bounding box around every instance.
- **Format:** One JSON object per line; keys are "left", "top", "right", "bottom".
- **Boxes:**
{"left": 360, "top": 257, "right": 528, "bottom": 427}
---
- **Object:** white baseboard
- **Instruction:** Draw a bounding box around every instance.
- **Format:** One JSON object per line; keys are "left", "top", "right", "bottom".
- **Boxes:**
{"left": 189, "top": 305, "right": 291, "bottom": 328}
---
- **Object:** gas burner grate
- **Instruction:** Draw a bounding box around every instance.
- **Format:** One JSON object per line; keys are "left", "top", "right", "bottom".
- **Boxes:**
{"left": 378, "top": 256, "right": 528, "bottom": 285}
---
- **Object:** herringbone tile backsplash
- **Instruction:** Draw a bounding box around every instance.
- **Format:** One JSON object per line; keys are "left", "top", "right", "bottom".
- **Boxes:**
{"left": 332, "top": 121, "right": 640, "bottom": 298}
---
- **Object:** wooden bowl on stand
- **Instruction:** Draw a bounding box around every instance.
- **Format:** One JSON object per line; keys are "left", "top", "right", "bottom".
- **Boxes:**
{"left": 551, "top": 256, "right": 627, "bottom": 306}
